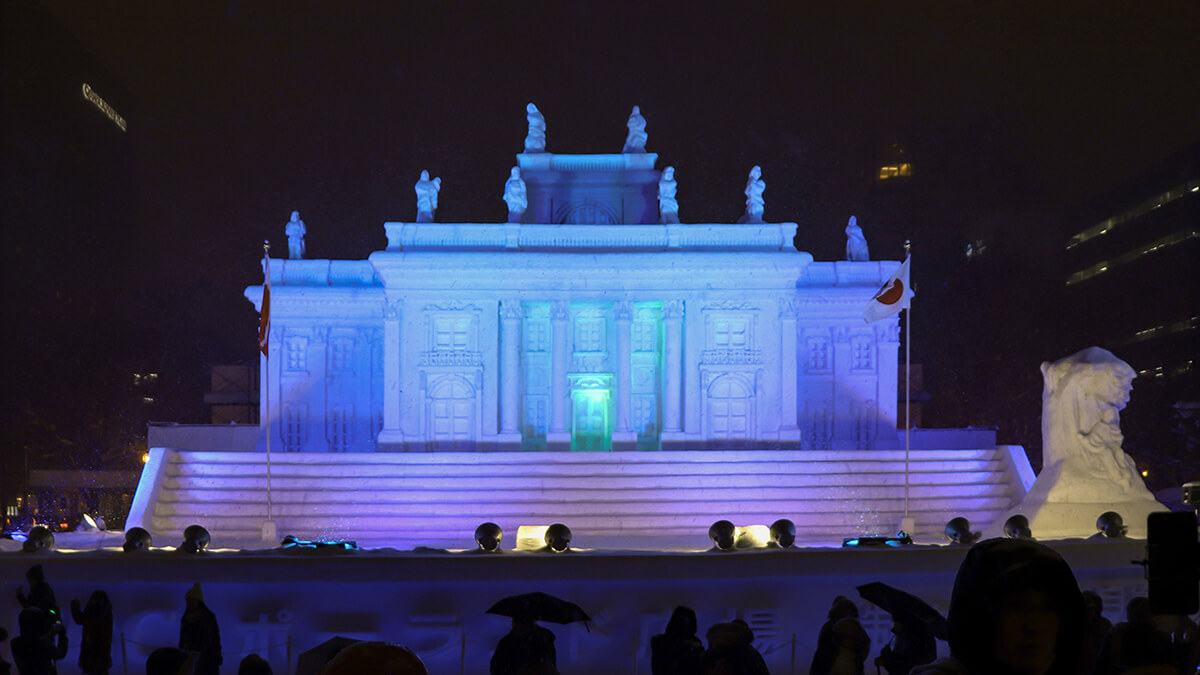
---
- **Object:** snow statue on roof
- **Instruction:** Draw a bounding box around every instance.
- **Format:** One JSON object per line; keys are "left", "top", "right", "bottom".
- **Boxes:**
{"left": 658, "top": 166, "right": 679, "bottom": 224}
{"left": 738, "top": 165, "right": 765, "bottom": 224}
{"left": 503, "top": 166, "right": 527, "bottom": 222}
{"left": 414, "top": 170, "right": 441, "bottom": 223}
{"left": 845, "top": 216, "right": 869, "bottom": 261}
{"left": 285, "top": 211, "right": 306, "bottom": 260}
{"left": 524, "top": 103, "right": 546, "bottom": 153}
{"left": 623, "top": 105, "right": 648, "bottom": 153}
{"left": 989, "top": 347, "right": 1165, "bottom": 539}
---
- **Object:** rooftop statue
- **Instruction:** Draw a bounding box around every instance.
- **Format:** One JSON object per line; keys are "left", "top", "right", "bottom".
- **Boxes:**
{"left": 623, "top": 105, "right": 648, "bottom": 153}
{"left": 738, "top": 165, "right": 765, "bottom": 224}
{"left": 414, "top": 170, "right": 441, "bottom": 223}
{"left": 503, "top": 167, "right": 527, "bottom": 221}
{"left": 524, "top": 103, "right": 546, "bottom": 153}
{"left": 845, "top": 216, "right": 869, "bottom": 261}
{"left": 658, "top": 166, "right": 679, "bottom": 224}
{"left": 285, "top": 210, "right": 306, "bottom": 260}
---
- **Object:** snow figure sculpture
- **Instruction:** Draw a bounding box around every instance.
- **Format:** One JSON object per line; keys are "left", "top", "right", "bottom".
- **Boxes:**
{"left": 845, "top": 216, "right": 869, "bottom": 262}
{"left": 623, "top": 105, "right": 648, "bottom": 153}
{"left": 524, "top": 103, "right": 546, "bottom": 153}
{"left": 503, "top": 167, "right": 527, "bottom": 221}
{"left": 989, "top": 347, "right": 1165, "bottom": 539}
{"left": 414, "top": 170, "right": 441, "bottom": 223}
{"left": 738, "top": 165, "right": 765, "bottom": 224}
{"left": 285, "top": 211, "right": 306, "bottom": 260}
{"left": 658, "top": 166, "right": 679, "bottom": 224}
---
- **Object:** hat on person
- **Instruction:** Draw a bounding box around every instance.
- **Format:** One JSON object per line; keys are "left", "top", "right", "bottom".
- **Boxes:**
{"left": 185, "top": 583, "right": 204, "bottom": 603}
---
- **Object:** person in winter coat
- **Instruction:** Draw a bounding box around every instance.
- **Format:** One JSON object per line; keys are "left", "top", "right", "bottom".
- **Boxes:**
{"left": 875, "top": 618, "right": 937, "bottom": 675}
{"left": 810, "top": 597, "right": 866, "bottom": 675}
{"left": 702, "top": 619, "right": 770, "bottom": 675}
{"left": 490, "top": 616, "right": 559, "bottom": 675}
{"left": 16, "top": 565, "right": 59, "bottom": 624}
{"left": 10, "top": 607, "right": 68, "bottom": 675}
{"left": 651, "top": 606, "right": 705, "bottom": 675}
{"left": 1093, "top": 596, "right": 1175, "bottom": 675}
{"left": 911, "top": 538, "right": 1085, "bottom": 675}
{"left": 71, "top": 590, "right": 113, "bottom": 675}
{"left": 178, "top": 583, "right": 221, "bottom": 675}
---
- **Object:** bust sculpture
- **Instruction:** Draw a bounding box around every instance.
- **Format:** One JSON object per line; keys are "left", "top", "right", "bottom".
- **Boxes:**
{"left": 623, "top": 105, "right": 647, "bottom": 153}
{"left": 503, "top": 166, "right": 527, "bottom": 221}
{"left": 739, "top": 165, "right": 765, "bottom": 224}
{"left": 845, "top": 216, "right": 869, "bottom": 261}
{"left": 658, "top": 166, "right": 679, "bottom": 223}
{"left": 414, "top": 170, "right": 441, "bottom": 223}
{"left": 285, "top": 211, "right": 306, "bottom": 260}
{"left": 524, "top": 103, "right": 546, "bottom": 153}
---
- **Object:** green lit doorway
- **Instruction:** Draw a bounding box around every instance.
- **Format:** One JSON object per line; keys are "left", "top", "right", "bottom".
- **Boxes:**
{"left": 569, "top": 374, "right": 612, "bottom": 452}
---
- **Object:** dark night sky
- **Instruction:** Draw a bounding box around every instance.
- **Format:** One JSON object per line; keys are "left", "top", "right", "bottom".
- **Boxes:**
{"left": 4, "top": 1, "right": 1199, "bottom": 466}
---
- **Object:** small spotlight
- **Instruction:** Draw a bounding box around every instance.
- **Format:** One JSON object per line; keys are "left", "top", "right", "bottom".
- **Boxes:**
{"left": 1095, "top": 511, "right": 1128, "bottom": 539}
{"left": 123, "top": 527, "right": 153, "bottom": 552}
{"left": 944, "top": 517, "right": 980, "bottom": 545}
{"left": 842, "top": 531, "right": 912, "bottom": 548}
{"left": 178, "top": 524, "right": 210, "bottom": 553}
{"left": 1003, "top": 515, "right": 1033, "bottom": 540}
{"left": 22, "top": 525, "right": 55, "bottom": 553}
{"left": 1141, "top": 470, "right": 1149, "bottom": 478}
{"left": 544, "top": 523, "right": 571, "bottom": 552}
{"left": 475, "top": 522, "right": 503, "bottom": 552}
{"left": 709, "top": 520, "right": 736, "bottom": 551}
{"left": 769, "top": 519, "right": 796, "bottom": 548}
{"left": 141, "top": 452, "right": 150, "bottom": 464}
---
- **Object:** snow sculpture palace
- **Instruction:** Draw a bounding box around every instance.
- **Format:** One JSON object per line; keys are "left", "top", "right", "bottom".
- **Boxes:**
{"left": 247, "top": 107, "right": 905, "bottom": 454}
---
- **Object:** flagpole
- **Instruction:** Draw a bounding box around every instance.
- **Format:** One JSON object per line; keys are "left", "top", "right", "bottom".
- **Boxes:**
{"left": 262, "top": 241, "right": 275, "bottom": 542}
{"left": 903, "top": 240, "right": 912, "bottom": 524}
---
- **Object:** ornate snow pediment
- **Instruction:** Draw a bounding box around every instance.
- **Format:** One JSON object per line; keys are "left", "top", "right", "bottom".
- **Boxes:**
{"left": 703, "top": 300, "right": 757, "bottom": 311}
{"left": 424, "top": 300, "right": 481, "bottom": 313}
{"left": 419, "top": 351, "right": 484, "bottom": 368}
{"left": 700, "top": 348, "right": 763, "bottom": 366}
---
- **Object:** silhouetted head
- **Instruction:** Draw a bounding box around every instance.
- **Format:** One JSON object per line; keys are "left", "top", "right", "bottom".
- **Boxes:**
{"left": 146, "top": 647, "right": 196, "bottom": 675}
{"left": 828, "top": 596, "right": 859, "bottom": 622}
{"left": 25, "top": 564, "right": 45, "bottom": 583}
{"left": 1081, "top": 591, "right": 1104, "bottom": 620}
{"left": 319, "top": 641, "right": 427, "bottom": 675}
{"left": 1125, "top": 596, "right": 1152, "bottom": 623}
{"left": 664, "top": 606, "right": 698, "bottom": 637}
{"left": 18, "top": 607, "right": 50, "bottom": 638}
{"left": 948, "top": 538, "right": 1085, "bottom": 675}
{"left": 238, "top": 653, "right": 273, "bottom": 675}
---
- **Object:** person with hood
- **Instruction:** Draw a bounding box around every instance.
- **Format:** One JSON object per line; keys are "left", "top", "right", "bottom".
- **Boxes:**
{"left": 811, "top": 596, "right": 868, "bottom": 675}
{"left": 178, "top": 583, "right": 221, "bottom": 675}
{"left": 912, "top": 538, "right": 1085, "bottom": 675}
{"left": 702, "top": 619, "right": 770, "bottom": 675}
{"left": 875, "top": 618, "right": 937, "bottom": 675}
{"left": 651, "top": 605, "right": 704, "bottom": 675}
{"left": 16, "top": 565, "right": 60, "bottom": 624}
{"left": 10, "top": 607, "right": 68, "bottom": 675}
{"left": 71, "top": 590, "right": 113, "bottom": 675}
{"left": 490, "top": 615, "right": 558, "bottom": 675}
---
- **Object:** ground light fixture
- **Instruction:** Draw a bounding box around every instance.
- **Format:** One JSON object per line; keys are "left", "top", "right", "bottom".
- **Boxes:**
{"left": 944, "top": 517, "right": 980, "bottom": 545}
{"left": 709, "top": 520, "right": 736, "bottom": 551}
{"left": 179, "top": 524, "right": 211, "bottom": 553}
{"left": 769, "top": 519, "right": 796, "bottom": 548}
{"left": 22, "top": 525, "right": 54, "bottom": 552}
{"left": 123, "top": 527, "right": 152, "bottom": 552}
{"left": 474, "top": 522, "right": 503, "bottom": 552}
{"left": 1003, "top": 514, "right": 1033, "bottom": 540}
{"left": 1096, "top": 511, "right": 1128, "bottom": 539}
{"left": 544, "top": 523, "right": 572, "bottom": 552}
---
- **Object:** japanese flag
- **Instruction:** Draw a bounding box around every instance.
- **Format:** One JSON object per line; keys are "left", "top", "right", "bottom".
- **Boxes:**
{"left": 864, "top": 256, "right": 913, "bottom": 323}
{"left": 258, "top": 252, "right": 271, "bottom": 356}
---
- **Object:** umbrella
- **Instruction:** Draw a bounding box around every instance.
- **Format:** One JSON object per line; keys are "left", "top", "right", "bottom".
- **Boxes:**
{"left": 487, "top": 592, "right": 591, "bottom": 630}
{"left": 856, "top": 582, "right": 949, "bottom": 641}
{"left": 295, "top": 636, "right": 362, "bottom": 675}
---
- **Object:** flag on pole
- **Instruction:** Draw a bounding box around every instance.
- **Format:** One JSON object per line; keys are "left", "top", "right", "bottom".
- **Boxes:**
{"left": 258, "top": 248, "right": 271, "bottom": 356}
{"left": 864, "top": 255, "right": 914, "bottom": 322}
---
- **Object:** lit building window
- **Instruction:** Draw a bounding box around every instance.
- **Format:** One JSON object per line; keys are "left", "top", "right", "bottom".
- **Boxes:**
{"left": 1066, "top": 179, "right": 1200, "bottom": 249}
{"left": 878, "top": 163, "right": 913, "bottom": 180}
{"left": 1067, "top": 228, "right": 1198, "bottom": 285}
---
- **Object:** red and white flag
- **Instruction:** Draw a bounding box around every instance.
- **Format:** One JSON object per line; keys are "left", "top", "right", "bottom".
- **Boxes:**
{"left": 258, "top": 250, "right": 271, "bottom": 356}
{"left": 864, "top": 255, "right": 914, "bottom": 322}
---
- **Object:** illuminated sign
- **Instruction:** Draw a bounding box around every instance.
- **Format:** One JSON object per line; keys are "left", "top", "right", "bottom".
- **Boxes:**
{"left": 81, "top": 83, "right": 127, "bottom": 132}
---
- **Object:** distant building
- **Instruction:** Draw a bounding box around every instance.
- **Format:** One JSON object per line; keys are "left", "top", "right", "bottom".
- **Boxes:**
{"left": 204, "top": 365, "right": 260, "bottom": 424}
{"left": 1064, "top": 143, "right": 1198, "bottom": 398}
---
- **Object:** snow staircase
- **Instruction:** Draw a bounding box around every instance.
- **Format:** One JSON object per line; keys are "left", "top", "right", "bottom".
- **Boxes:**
{"left": 128, "top": 447, "right": 1031, "bottom": 550}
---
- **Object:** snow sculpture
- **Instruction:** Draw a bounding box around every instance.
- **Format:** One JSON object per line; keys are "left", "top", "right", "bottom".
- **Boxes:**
{"left": 658, "top": 166, "right": 678, "bottom": 223}
{"left": 990, "top": 347, "right": 1166, "bottom": 539}
{"left": 285, "top": 211, "right": 306, "bottom": 260}
{"left": 524, "top": 103, "right": 546, "bottom": 153}
{"left": 845, "top": 216, "right": 869, "bottom": 262}
{"left": 503, "top": 167, "right": 527, "bottom": 221}
{"left": 623, "top": 105, "right": 647, "bottom": 153}
{"left": 414, "top": 170, "right": 441, "bottom": 223}
{"left": 739, "top": 165, "right": 765, "bottom": 224}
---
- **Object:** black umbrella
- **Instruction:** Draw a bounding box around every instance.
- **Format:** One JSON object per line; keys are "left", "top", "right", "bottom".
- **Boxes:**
{"left": 487, "top": 592, "right": 591, "bottom": 631}
{"left": 856, "top": 582, "right": 949, "bottom": 641}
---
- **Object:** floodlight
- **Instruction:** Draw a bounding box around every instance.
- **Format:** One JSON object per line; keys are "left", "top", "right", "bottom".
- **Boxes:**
{"left": 769, "top": 519, "right": 796, "bottom": 548}
{"left": 475, "top": 522, "right": 503, "bottom": 552}
{"left": 544, "top": 523, "right": 571, "bottom": 552}
{"left": 944, "top": 517, "right": 980, "bottom": 545}
{"left": 1003, "top": 515, "right": 1033, "bottom": 540}
{"left": 123, "top": 527, "right": 153, "bottom": 552}
{"left": 22, "top": 525, "right": 54, "bottom": 553}
{"left": 179, "top": 524, "right": 211, "bottom": 553}
{"left": 1096, "top": 511, "right": 1128, "bottom": 539}
{"left": 709, "top": 520, "right": 736, "bottom": 551}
